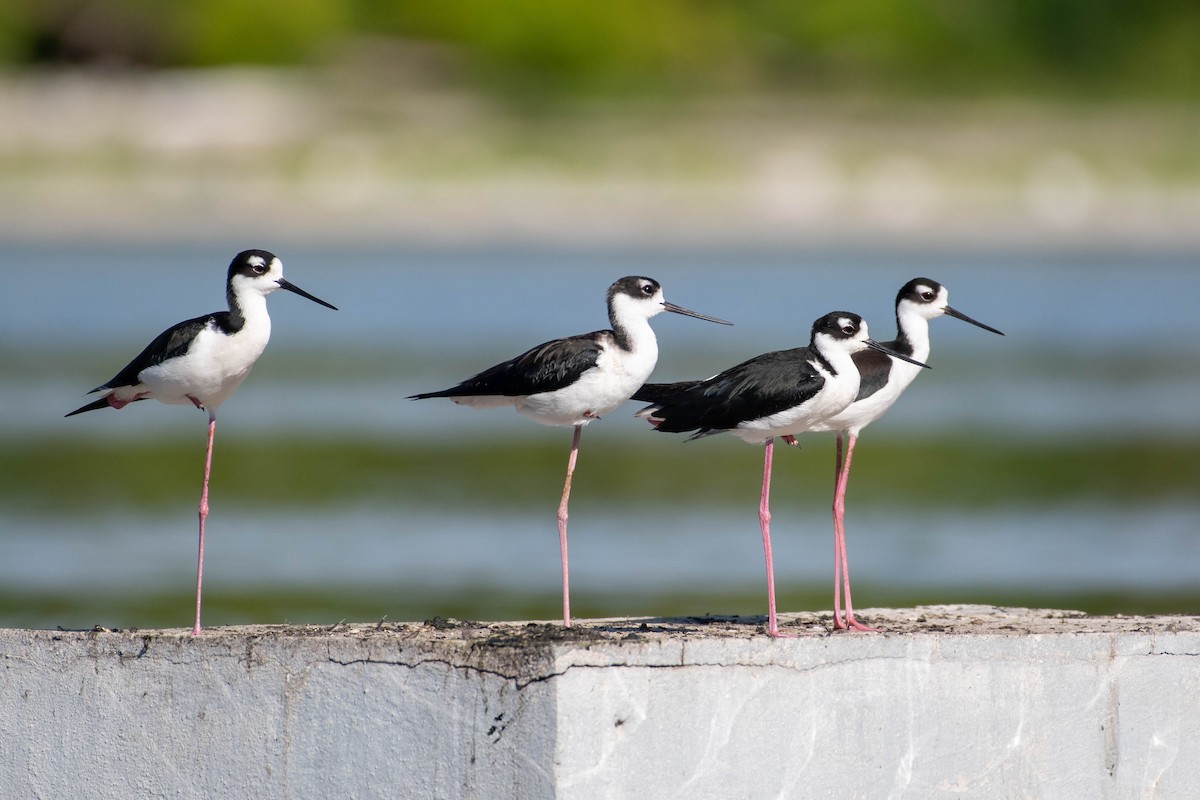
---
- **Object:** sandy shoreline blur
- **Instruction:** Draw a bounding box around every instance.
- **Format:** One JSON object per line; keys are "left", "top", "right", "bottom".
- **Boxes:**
{"left": 2, "top": 69, "right": 1197, "bottom": 248}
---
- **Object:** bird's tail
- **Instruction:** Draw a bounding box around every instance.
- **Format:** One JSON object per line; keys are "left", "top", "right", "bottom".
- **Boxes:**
{"left": 65, "top": 397, "right": 112, "bottom": 417}
{"left": 632, "top": 381, "right": 719, "bottom": 439}
{"left": 633, "top": 403, "right": 663, "bottom": 425}
{"left": 407, "top": 389, "right": 458, "bottom": 400}
{"left": 65, "top": 394, "right": 145, "bottom": 417}
{"left": 631, "top": 380, "right": 700, "bottom": 404}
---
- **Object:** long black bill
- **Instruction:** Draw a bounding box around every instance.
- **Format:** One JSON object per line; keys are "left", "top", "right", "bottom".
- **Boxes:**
{"left": 865, "top": 338, "right": 931, "bottom": 369}
{"left": 662, "top": 302, "right": 733, "bottom": 325}
{"left": 278, "top": 278, "right": 338, "bottom": 310}
{"left": 944, "top": 306, "right": 1004, "bottom": 336}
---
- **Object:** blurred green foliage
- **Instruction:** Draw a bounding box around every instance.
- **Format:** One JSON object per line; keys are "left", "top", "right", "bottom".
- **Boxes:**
{"left": 4, "top": 433, "right": 1197, "bottom": 513}
{"left": 3, "top": 0, "right": 1199, "bottom": 100}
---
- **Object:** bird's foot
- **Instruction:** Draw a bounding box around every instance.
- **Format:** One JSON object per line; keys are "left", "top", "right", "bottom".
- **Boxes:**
{"left": 782, "top": 435, "right": 799, "bottom": 447}
{"left": 766, "top": 616, "right": 799, "bottom": 638}
{"left": 107, "top": 391, "right": 149, "bottom": 411}
{"left": 833, "top": 614, "right": 879, "bottom": 633}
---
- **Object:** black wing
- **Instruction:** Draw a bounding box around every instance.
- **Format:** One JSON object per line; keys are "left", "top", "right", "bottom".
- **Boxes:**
{"left": 851, "top": 346, "right": 895, "bottom": 401}
{"left": 636, "top": 348, "right": 826, "bottom": 437}
{"left": 410, "top": 331, "right": 606, "bottom": 399}
{"left": 92, "top": 313, "right": 219, "bottom": 391}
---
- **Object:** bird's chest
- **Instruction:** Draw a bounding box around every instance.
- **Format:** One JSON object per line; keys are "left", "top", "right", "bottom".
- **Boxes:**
{"left": 520, "top": 341, "right": 656, "bottom": 425}
{"left": 586, "top": 342, "right": 658, "bottom": 407}
{"left": 600, "top": 339, "right": 658, "bottom": 386}
{"left": 148, "top": 324, "right": 270, "bottom": 399}
{"left": 739, "top": 363, "right": 859, "bottom": 439}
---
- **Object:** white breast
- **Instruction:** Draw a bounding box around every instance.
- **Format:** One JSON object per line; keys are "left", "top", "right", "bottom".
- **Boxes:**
{"left": 517, "top": 329, "right": 659, "bottom": 427}
{"left": 814, "top": 341, "right": 930, "bottom": 435}
{"left": 731, "top": 356, "right": 862, "bottom": 444}
{"left": 140, "top": 319, "right": 271, "bottom": 412}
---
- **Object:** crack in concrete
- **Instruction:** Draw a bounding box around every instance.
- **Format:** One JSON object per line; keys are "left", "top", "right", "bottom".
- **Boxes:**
{"left": 324, "top": 652, "right": 912, "bottom": 689}
{"left": 327, "top": 656, "right": 556, "bottom": 689}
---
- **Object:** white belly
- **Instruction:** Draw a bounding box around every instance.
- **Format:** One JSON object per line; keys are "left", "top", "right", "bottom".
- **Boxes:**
{"left": 139, "top": 323, "right": 269, "bottom": 411}
{"left": 731, "top": 374, "right": 860, "bottom": 444}
{"left": 812, "top": 358, "right": 925, "bottom": 435}
{"left": 519, "top": 340, "right": 657, "bottom": 427}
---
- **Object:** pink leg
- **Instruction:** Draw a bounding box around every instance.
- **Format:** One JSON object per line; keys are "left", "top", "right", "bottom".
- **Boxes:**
{"left": 758, "top": 438, "right": 796, "bottom": 638}
{"left": 832, "top": 434, "right": 846, "bottom": 627}
{"left": 833, "top": 433, "right": 876, "bottom": 632}
{"left": 556, "top": 425, "right": 582, "bottom": 627}
{"left": 193, "top": 415, "right": 216, "bottom": 636}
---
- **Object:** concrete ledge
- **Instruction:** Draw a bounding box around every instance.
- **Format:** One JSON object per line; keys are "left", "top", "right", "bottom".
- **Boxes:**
{"left": 3, "top": 606, "right": 1198, "bottom": 799}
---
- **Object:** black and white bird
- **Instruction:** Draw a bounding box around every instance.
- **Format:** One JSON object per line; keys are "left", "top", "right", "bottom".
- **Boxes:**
{"left": 66, "top": 249, "right": 337, "bottom": 635}
{"left": 409, "top": 276, "right": 731, "bottom": 627}
{"left": 809, "top": 278, "right": 1003, "bottom": 631}
{"left": 634, "top": 312, "right": 927, "bottom": 637}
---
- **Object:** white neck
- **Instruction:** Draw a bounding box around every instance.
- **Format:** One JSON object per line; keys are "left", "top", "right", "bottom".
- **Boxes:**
{"left": 895, "top": 303, "right": 933, "bottom": 363}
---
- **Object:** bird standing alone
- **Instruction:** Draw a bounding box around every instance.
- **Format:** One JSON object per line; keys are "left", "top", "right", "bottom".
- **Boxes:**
{"left": 67, "top": 249, "right": 338, "bottom": 635}
{"left": 409, "top": 276, "right": 731, "bottom": 627}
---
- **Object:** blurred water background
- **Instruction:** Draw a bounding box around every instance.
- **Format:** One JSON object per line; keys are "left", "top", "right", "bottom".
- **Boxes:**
{"left": 1, "top": 3, "right": 1197, "bottom": 630}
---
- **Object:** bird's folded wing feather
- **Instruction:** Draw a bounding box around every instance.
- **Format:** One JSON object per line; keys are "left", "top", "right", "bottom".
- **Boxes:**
{"left": 636, "top": 348, "right": 825, "bottom": 434}
{"left": 421, "top": 331, "right": 606, "bottom": 398}
{"left": 95, "top": 314, "right": 216, "bottom": 390}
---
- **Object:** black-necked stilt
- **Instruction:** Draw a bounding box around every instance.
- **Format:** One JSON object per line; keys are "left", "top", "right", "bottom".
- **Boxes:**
{"left": 810, "top": 278, "right": 1004, "bottom": 631}
{"left": 408, "top": 276, "right": 731, "bottom": 627}
{"left": 633, "top": 312, "right": 928, "bottom": 637}
{"left": 66, "top": 249, "right": 337, "bottom": 635}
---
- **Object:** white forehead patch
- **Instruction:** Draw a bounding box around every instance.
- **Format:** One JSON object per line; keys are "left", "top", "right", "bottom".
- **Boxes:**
{"left": 247, "top": 255, "right": 266, "bottom": 269}
{"left": 837, "top": 316, "right": 857, "bottom": 331}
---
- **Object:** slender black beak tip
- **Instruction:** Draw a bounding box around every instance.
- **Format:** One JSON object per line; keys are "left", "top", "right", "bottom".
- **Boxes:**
{"left": 866, "top": 338, "right": 931, "bottom": 369}
{"left": 278, "top": 279, "right": 338, "bottom": 311}
{"left": 663, "top": 302, "right": 733, "bottom": 325}
{"left": 944, "top": 306, "right": 1003, "bottom": 336}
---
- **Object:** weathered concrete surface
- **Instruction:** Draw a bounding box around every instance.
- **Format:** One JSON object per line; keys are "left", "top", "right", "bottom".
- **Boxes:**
{"left": 2, "top": 605, "right": 1198, "bottom": 799}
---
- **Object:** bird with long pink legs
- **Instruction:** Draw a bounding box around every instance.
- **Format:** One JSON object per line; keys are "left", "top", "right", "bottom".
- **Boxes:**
{"left": 67, "top": 250, "right": 337, "bottom": 635}
{"left": 809, "top": 279, "right": 1003, "bottom": 631}
{"left": 409, "top": 276, "right": 730, "bottom": 628}
{"left": 635, "top": 312, "right": 928, "bottom": 638}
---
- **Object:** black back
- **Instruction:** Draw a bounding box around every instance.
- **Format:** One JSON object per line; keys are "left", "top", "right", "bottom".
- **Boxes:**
{"left": 849, "top": 347, "right": 894, "bottom": 401}
{"left": 849, "top": 281, "right": 931, "bottom": 401}
{"left": 634, "top": 347, "right": 830, "bottom": 437}
{"left": 634, "top": 311, "right": 867, "bottom": 438}
{"left": 409, "top": 332, "right": 607, "bottom": 399}
{"left": 95, "top": 313, "right": 225, "bottom": 392}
